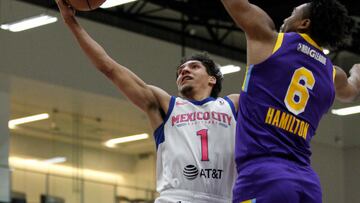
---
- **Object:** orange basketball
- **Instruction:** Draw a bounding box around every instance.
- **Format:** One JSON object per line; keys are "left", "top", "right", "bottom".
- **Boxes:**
{"left": 66, "top": 0, "right": 106, "bottom": 11}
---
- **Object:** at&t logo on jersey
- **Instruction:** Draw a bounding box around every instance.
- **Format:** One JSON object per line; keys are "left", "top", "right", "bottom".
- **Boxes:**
{"left": 183, "top": 165, "right": 199, "bottom": 180}
{"left": 183, "top": 164, "right": 223, "bottom": 180}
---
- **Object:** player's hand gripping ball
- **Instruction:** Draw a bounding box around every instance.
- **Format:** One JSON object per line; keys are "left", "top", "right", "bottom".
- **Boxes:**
{"left": 66, "top": 0, "right": 106, "bottom": 11}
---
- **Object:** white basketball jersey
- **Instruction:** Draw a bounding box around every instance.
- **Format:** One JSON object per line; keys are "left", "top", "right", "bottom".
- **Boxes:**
{"left": 154, "top": 96, "right": 237, "bottom": 202}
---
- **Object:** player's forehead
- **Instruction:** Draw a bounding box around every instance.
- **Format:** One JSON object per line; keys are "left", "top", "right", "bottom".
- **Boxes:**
{"left": 178, "top": 60, "right": 203, "bottom": 70}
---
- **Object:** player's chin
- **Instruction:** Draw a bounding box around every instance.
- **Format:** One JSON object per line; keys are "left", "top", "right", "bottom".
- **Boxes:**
{"left": 178, "top": 81, "right": 191, "bottom": 89}
{"left": 179, "top": 85, "right": 193, "bottom": 96}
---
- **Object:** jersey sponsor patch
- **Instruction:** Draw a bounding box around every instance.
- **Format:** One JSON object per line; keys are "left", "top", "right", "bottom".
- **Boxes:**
{"left": 297, "top": 43, "right": 326, "bottom": 65}
{"left": 182, "top": 164, "right": 223, "bottom": 180}
{"left": 183, "top": 165, "right": 199, "bottom": 180}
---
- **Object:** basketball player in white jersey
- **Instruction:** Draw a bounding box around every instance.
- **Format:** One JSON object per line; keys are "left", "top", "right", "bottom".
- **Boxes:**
{"left": 56, "top": 0, "right": 239, "bottom": 202}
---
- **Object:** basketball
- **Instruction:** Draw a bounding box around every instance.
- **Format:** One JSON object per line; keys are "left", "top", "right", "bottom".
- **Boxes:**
{"left": 66, "top": 0, "right": 106, "bottom": 11}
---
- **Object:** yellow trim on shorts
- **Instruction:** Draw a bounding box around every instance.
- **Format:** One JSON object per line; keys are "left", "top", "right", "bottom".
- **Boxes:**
{"left": 299, "top": 33, "right": 323, "bottom": 51}
{"left": 333, "top": 66, "right": 336, "bottom": 82}
{"left": 272, "top": 33, "right": 284, "bottom": 54}
{"left": 241, "top": 199, "right": 256, "bottom": 203}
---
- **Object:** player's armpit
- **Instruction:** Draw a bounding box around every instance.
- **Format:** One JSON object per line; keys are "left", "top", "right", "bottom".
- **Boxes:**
{"left": 226, "top": 94, "right": 240, "bottom": 113}
{"left": 148, "top": 85, "right": 171, "bottom": 114}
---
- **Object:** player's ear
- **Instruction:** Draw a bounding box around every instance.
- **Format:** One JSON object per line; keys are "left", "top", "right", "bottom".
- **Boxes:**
{"left": 209, "top": 76, "right": 216, "bottom": 85}
{"left": 298, "top": 19, "right": 311, "bottom": 31}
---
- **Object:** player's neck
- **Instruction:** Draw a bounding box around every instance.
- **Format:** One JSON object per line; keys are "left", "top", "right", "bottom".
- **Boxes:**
{"left": 182, "top": 91, "right": 212, "bottom": 101}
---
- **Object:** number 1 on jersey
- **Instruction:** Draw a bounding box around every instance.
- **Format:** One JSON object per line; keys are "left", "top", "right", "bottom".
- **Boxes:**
{"left": 197, "top": 129, "right": 209, "bottom": 161}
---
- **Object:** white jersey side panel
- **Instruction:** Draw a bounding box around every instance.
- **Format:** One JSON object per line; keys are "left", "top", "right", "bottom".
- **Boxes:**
{"left": 154, "top": 97, "right": 237, "bottom": 202}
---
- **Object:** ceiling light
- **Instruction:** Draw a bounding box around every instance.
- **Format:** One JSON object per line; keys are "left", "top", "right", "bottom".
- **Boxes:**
{"left": 43, "top": 157, "right": 67, "bottom": 164}
{"left": 104, "top": 133, "right": 149, "bottom": 148}
{"left": 220, "top": 65, "right": 241, "bottom": 75}
{"left": 8, "top": 113, "right": 50, "bottom": 129}
{"left": 100, "top": 0, "right": 137, "bottom": 9}
{"left": 331, "top": 105, "right": 360, "bottom": 116}
{"left": 0, "top": 14, "right": 57, "bottom": 32}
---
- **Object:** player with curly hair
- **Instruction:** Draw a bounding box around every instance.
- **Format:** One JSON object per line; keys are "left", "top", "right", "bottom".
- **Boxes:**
{"left": 221, "top": 0, "right": 360, "bottom": 202}
{"left": 56, "top": 0, "right": 239, "bottom": 202}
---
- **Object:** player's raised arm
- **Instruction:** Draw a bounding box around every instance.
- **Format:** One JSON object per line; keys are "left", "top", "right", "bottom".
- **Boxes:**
{"left": 56, "top": 0, "right": 170, "bottom": 129}
{"left": 335, "top": 64, "right": 360, "bottom": 102}
{"left": 221, "top": 0, "right": 278, "bottom": 65}
{"left": 221, "top": 0, "right": 277, "bottom": 41}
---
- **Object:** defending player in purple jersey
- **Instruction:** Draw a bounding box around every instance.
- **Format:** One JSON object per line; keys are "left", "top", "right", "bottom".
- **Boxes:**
{"left": 239, "top": 32, "right": 336, "bottom": 166}
{"left": 221, "top": 0, "right": 360, "bottom": 202}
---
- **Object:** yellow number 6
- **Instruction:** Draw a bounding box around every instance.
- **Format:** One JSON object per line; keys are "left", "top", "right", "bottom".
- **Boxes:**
{"left": 284, "top": 67, "right": 315, "bottom": 115}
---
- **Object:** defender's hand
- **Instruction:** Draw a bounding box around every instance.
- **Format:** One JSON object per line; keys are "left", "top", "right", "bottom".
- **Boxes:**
{"left": 349, "top": 64, "right": 360, "bottom": 77}
{"left": 349, "top": 64, "right": 360, "bottom": 89}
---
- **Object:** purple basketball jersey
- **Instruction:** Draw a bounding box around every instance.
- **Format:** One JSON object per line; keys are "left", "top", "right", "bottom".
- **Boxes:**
{"left": 236, "top": 32, "right": 335, "bottom": 169}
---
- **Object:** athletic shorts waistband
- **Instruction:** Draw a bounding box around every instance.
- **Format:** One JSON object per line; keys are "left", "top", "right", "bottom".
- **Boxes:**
{"left": 159, "top": 189, "right": 231, "bottom": 203}
{"left": 237, "top": 156, "right": 311, "bottom": 171}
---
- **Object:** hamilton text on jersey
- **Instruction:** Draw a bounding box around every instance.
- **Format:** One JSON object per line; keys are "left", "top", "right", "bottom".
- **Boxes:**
{"left": 265, "top": 107, "right": 310, "bottom": 140}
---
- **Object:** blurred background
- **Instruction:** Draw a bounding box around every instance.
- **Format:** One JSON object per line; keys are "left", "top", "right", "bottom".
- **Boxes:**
{"left": 0, "top": 0, "right": 359, "bottom": 202}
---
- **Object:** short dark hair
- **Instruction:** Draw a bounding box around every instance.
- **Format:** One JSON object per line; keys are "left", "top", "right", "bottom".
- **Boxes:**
{"left": 177, "top": 53, "right": 223, "bottom": 98}
{"left": 305, "top": 0, "right": 354, "bottom": 48}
